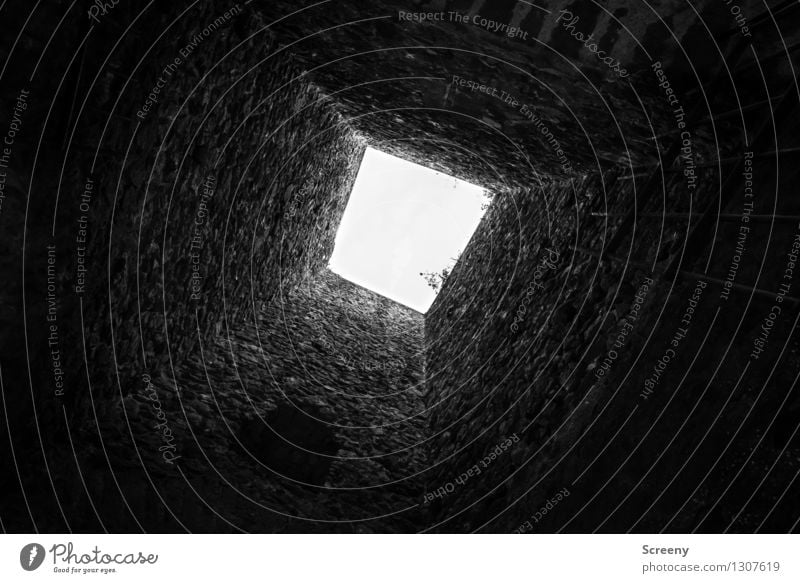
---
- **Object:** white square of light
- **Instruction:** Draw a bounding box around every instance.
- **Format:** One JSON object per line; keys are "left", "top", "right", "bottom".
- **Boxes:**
{"left": 329, "top": 148, "right": 489, "bottom": 313}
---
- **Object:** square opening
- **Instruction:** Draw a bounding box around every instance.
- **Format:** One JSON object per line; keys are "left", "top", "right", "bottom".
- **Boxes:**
{"left": 329, "top": 147, "right": 489, "bottom": 313}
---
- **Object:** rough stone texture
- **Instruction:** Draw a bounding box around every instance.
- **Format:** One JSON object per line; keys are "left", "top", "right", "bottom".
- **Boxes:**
{"left": 2, "top": 0, "right": 799, "bottom": 533}
{"left": 260, "top": 0, "right": 798, "bottom": 189}
{"left": 75, "top": 3, "right": 366, "bottom": 405}
{"left": 424, "top": 153, "right": 800, "bottom": 532}
{"left": 20, "top": 270, "right": 429, "bottom": 532}
{"left": 1, "top": 1, "right": 365, "bottom": 531}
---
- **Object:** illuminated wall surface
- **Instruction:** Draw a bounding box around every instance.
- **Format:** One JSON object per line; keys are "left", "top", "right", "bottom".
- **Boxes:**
{"left": 0, "top": 0, "right": 799, "bottom": 533}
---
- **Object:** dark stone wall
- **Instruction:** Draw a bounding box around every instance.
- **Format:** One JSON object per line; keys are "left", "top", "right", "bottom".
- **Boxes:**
{"left": 418, "top": 0, "right": 800, "bottom": 532}
{"left": 423, "top": 150, "right": 800, "bottom": 532}
{"left": 0, "top": 1, "right": 364, "bottom": 531}
{"left": 74, "top": 2, "right": 365, "bottom": 403}
{"left": 3, "top": 0, "right": 799, "bottom": 534}
{"left": 257, "top": 0, "right": 795, "bottom": 189}
{"left": 75, "top": 269, "right": 428, "bottom": 532}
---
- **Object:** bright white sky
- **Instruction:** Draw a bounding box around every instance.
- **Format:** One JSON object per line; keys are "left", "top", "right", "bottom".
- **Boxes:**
{"left": 329, "top": 148, "right": 488, "bottom": 313}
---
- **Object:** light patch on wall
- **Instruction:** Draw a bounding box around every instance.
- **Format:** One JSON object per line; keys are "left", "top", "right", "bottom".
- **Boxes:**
{"left": 329, "top": 147, "right": 489, "bottom": 313}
